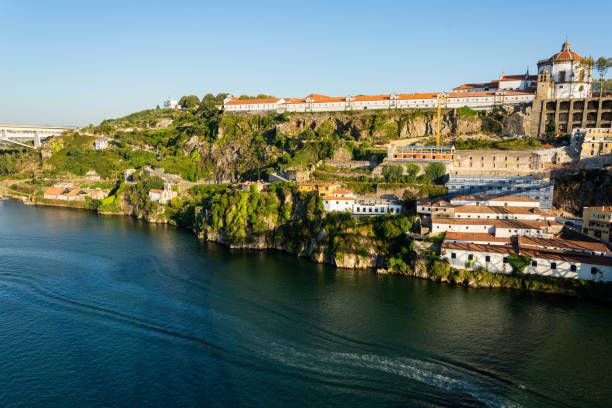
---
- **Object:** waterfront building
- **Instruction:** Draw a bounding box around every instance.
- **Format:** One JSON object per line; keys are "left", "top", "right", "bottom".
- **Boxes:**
{"left": 441, "top": 235, "right": 612, "bottom": 282}
{"left": 148, "top": 183, "right": 177, "bottom": 204}
{"left": 446, "top": 174, "right": 554, "bottom": 209}
{"left": 449, "top": 194, "right": 540, "bottom": 208}
{"left": 43, "top": 187, "right": 86, "bottom": 201}
{"left": 582, "top": 206, "right": 612, "bottom": 244}
{"left": 431, "top": 217, "right": 561, "bottom": 238}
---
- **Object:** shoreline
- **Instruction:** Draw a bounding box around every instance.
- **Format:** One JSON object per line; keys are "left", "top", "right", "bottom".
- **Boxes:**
{"left": 4, "top": 194, "right": 611, "bottom": 305}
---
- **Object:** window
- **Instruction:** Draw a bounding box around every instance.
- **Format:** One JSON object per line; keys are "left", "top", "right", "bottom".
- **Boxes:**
{"left": 485, "top": 256, "right": 491, "bottom": 262}
{"left": 451, "top": 253, "right": 456, "bottom": 259}
{"left": 468, "top": 254, "right": 473, "bottom": 260}
{"left": 551, "top": 263, "right": 557, "bottom": 270}
{"left": 531, "top": 260, "right": 537, "bottom": 267}
{"left": 570, "top": 264, "right": 577, "bottom": 272}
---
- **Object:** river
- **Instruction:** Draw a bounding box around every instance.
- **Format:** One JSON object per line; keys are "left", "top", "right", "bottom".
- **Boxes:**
{"left": 0, "top": 200, "right": 610, "bottom": 407}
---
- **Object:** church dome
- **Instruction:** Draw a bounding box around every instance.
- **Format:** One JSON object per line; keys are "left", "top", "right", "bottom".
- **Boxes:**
{"left": 549, "top": 41, "right": 582, "bottom": 62}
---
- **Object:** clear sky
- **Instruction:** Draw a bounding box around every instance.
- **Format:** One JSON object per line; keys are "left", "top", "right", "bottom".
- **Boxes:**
{"left": 1, "top": 0, "right": 610, "bottom": 127}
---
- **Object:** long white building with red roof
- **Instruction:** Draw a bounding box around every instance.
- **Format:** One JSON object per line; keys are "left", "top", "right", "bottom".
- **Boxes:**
{"left": 222, "top": 91, "right": 534, "bottom": 114}
{"left": 221, "top": 42, "right": 593, "bottom": 115}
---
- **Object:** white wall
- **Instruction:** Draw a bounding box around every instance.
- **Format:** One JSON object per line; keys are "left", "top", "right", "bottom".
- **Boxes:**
{"left": 443, "top": 248, "right": 612, "bottom": 282}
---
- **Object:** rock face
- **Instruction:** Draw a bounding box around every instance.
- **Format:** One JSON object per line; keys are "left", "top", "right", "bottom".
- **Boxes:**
{"left": 502, "top": 111, "right": 531, "bottom": 136}
{"left": 553, "top": 171, "right": 612, "bottom": 215}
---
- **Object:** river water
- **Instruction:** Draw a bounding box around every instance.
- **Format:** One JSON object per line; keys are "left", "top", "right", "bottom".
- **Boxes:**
{"left": 0, "top": 200, "right": 610, "bottom": 407}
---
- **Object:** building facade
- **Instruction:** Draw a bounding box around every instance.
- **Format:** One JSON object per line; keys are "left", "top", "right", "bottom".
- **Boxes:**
{"left": 441, "top": 237, "right": 612, "bottom": 282}
{"left": 582, "top": 206, "right": 612, "bottom": 244}
{"left": 446, "top": 175, "right": 554, "bottom": 209}
{"left": 222, "top": 91, "right": 534, "bottom": 114}
{"left": 536, "top": 42, "right": 592, "bottom": 100}
{"left": 570, "top": 128, "right": 612, "bottom": 160}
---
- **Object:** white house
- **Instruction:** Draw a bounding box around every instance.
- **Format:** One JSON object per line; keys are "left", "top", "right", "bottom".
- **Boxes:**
{"left": 163, "top": 98, "right": 179, "bottom": 109}
{"left": 322, "top": 189, "right": 356, "bottom": 212}
{"left": 94, "top": 139, "right": 108, "bottom": 150}
{"left": 441, "top": 238, "right": 612, "bottom": 282}
{"left": 148, "top": 183, "right": 177, "bottom": 204}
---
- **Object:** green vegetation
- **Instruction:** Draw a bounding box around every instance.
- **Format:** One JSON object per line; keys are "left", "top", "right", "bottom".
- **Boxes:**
{"left": 454, "top": 137, "right": 542, "bottom": 150}
{"left": 178, "top": 95, "right": 200, "bottom": 109}
{"left": 507, "top": 255, "right": 531, "bottom": 275}
{"left": 546, "top": 119, "right": 556, "bottom": 138}
{"left": 456, "top": 106, "right": 478, "bottom": 117}
{"left": 424, "top": 162, "right": 446, "bottom": 183}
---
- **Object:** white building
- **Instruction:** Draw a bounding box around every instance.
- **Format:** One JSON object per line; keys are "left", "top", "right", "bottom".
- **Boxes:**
{"left": 222, "top": 91, "right": 534, "bottom": 114}
{"left": 322, "top": 189, "right": 356, "bottom": 212}
{"left": 163, "top": 98, "right": 179, "bottom": 109}
{"left": 148, "top": 183, "right": 177, "bottom": 204}
{"left": 94, "top": 139, "right": 108, "bottom": 150}
{"left": 449, "top": 194, "right": 540, "bottom": 208}
{"left": 441, "top": 236, "right": 612, "bottom": 282}
{"left": 322, "top": 189, "right": 402, "bottom": 215}
{"left": 454, "top": 72, "right": 538, "bottom": 93}
{"left": 353, "top": 197, "right": 402, "bottom": 215}
{"left": 537, "top": 41, "right": 592, "bottom": 99}
{"left": 431, "top": 217, "right": 561, "bottom": 238}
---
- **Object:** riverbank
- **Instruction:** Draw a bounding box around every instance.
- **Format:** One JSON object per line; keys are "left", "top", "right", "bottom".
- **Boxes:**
{"left": 3, "top": 191, "right": 611, "bottom": 305}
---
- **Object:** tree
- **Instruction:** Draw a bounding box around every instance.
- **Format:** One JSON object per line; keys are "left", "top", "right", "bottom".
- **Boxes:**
{"left": 593, "top": 79, "right": 612, "bottom": 95}
{"left": 156, "top": 105, "right": 160, "bottom": 110}
{"left": 178, "top": 95, "right": 200, "bottom": 109}
{"left": 382, "top": 165, "right": 403, "bottom": 182}
{"left": 594, "top": 57, "right": 612, "bottom": 97}
{"left": 424, "top": 162, "right": 446, "bottom": 183}
{"left": 197, "top": 93, "right": 219, "bottom": 117}
{"left": 214, "top": 93, "right": 229, "bottom": 105}
{"left": 545, "top": 119, "right": 556, "bottom": 138}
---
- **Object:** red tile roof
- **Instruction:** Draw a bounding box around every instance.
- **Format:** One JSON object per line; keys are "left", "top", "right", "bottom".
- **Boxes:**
{"left": 331, "top": 189, "right": 354, "bottom": 195}
{"left": 453, "top": 205, "right": 547, "bottom": 216}
{"left": 225, "top": 98, "right": 282, "bottom": 106}
{"left": 44, "top": 187, "right": 64, "bottom": 195}
{"left": 432, "top": 217, "right": 558, "bottom": 229}
{"left": 518, "top": 236, "right": 612, "bottom": 255}
{"left": 444, "top": 232, "right": 512, "bottom": 244}
{"left": 442, "top": 241, "right": 612, "bottom": 267}
{"left": 322, "top": 196, "right": 354, "bottom": 201}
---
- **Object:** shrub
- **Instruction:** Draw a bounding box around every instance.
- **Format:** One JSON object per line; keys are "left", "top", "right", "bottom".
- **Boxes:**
{"left": 382, "top": 165, "right": 403, "bottom": 182}
{"left": 507, "top": 255, "right": 531, "bottom": 275}
{"left": 424, "top": 162, "right": 446, "bottom": 183}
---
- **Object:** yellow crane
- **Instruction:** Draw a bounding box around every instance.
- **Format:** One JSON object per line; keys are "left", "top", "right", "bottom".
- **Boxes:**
{"left": 436, "top": 92, "right": 448, "bottom": 146}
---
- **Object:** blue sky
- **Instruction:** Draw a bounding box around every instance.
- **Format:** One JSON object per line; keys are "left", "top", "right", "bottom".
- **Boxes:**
{"left": 1, "top": 0, "right": 610, "bottom": 126}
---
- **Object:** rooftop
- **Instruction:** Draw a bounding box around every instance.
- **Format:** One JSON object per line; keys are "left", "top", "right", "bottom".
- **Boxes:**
{"left": 442, "top": 241, "right": 612, "bottom": 268}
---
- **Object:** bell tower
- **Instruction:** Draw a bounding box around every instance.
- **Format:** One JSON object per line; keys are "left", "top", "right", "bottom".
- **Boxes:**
{"left": 536, "top": 68, "right": 552, "bottom": 100}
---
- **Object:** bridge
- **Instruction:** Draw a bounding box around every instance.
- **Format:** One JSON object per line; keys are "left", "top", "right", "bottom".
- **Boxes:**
{"left": 0, "top": 124, "right": 74, "bottom": 148}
